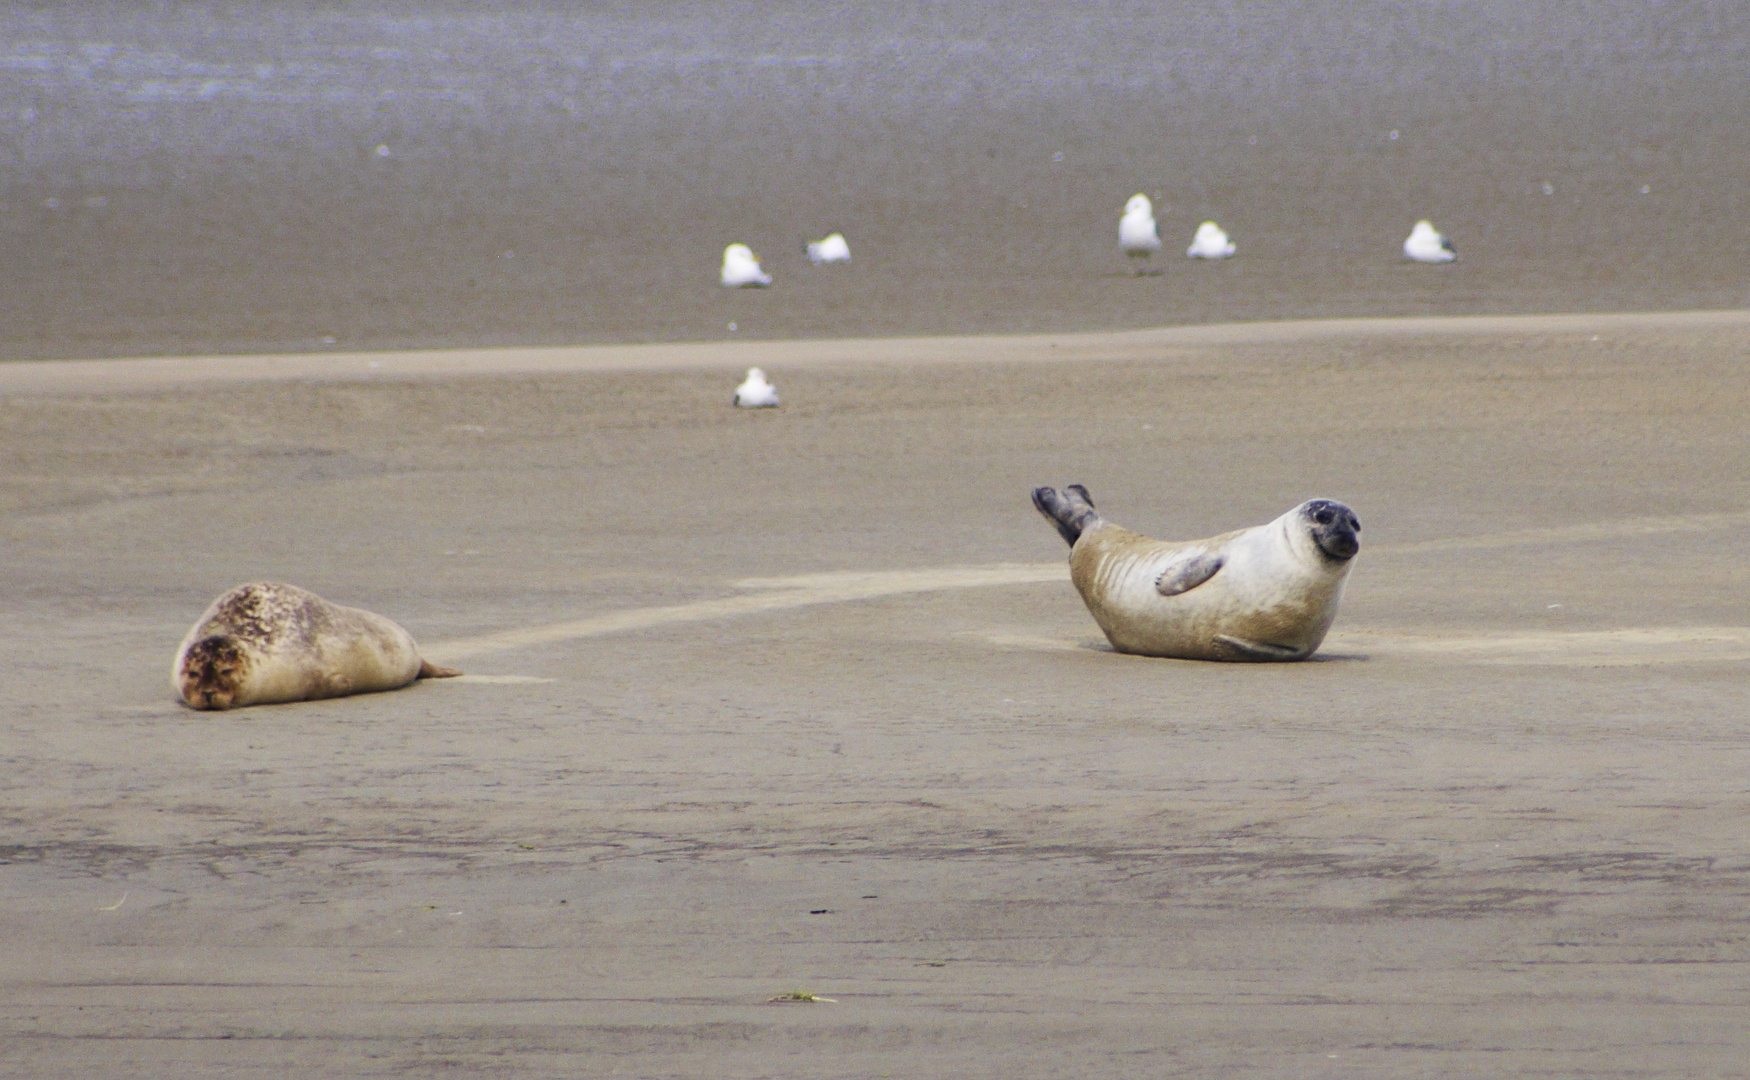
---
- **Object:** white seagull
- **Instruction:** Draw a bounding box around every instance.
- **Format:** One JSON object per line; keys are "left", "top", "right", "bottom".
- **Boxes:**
{"left": 721, "top": 243, "right": 773, "bottom": 287}
{"left": 1403, "top": 220, "right": 1457, "bottom": 263}
{"left": 805, "top": 232, "right": 851, "bottom": 265}
{"left": 1186, "top": 220, "right": 1236, "bottom": 259}
{"left": 1118, "top": 194, "right": 1163, "bottom": 272}
{"left": 733, "top": 367, "right": 780, "bottom": 408}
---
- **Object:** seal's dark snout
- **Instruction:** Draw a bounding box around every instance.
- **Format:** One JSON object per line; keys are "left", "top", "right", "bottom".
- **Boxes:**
{"left": 1319, "top": 529, "right": 1360, "bottom": 560}
{"left": 1305, "top": 499, "right": 1361, "bottom": 561}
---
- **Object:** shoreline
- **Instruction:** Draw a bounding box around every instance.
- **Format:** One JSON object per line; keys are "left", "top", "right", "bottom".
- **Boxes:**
{"left": 3, "top": 307, "right": 1746, "bottom": 396}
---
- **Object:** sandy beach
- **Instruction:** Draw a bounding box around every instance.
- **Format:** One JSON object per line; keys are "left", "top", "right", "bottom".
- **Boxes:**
{"left": 4, "top": 312, "right": 1750, "bottom": 1077}
{"left": 5, "top": 2, "right": 1750, "bottom": 1076}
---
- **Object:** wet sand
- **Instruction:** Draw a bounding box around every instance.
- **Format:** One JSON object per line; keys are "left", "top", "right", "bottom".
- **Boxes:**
{"left": 4, "top": 1, "right": 1749, "bottom": 360}
{"left": 4, "top": 313, "right": 1749, "bottom": 1077}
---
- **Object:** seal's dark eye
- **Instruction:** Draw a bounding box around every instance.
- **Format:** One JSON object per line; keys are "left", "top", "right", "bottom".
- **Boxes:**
{"left": 1315, "top": 509, "right": 1333, "bottom": 525}
{"left": 1349, "top": 515, "right": 1360, "bottom": 530}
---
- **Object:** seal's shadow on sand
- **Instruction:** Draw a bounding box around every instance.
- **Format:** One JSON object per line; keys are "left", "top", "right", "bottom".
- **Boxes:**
{"left": 1088, "top": 640, "right": 1372, "bottom": 664}
{"left": 962, "top": 630, "right": 1370, "bottom": 663}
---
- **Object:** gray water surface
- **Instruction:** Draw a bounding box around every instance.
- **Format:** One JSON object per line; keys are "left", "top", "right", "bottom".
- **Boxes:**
{"left": 3, "top": 1, "right": 1747, "bottom": 357}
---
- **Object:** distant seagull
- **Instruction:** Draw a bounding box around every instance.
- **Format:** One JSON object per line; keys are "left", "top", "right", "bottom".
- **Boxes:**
{"left": 805, "top": 232, "right": 851, "bottom": 265}
{"left": 1119, "top": 194, "right": 1163, "bottom": 272}
{"left": 1403, "top": 220, "right": 1457, "bottom": 263}
{"left": 733, "top": 367, "right": 780, "bottom": 408}
{"left": 1186, "top": 220, "right": 1236, "bottom": 259}
{"left": 721, "top": 243, "right": 773, "bottom": 287}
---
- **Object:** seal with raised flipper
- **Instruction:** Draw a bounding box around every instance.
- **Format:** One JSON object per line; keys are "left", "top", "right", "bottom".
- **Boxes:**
{"left": 1031, "top": 485, "right": 1360, "bottom": 661}
{"left": 173, "top": 582, "right": 461, "bottom": 710}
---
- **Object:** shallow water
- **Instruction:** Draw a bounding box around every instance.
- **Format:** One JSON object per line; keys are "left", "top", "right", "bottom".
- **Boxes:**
{"left": 3, "top": 1, "right": 1747, "bottom": 358}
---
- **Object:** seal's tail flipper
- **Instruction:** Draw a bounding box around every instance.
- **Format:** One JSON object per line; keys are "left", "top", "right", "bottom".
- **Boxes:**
{"left": 417, "top": 659, "right": 463, "bottom": 679}
{"left": 1032, "top": 484, "right": 1103, "bottom": 547}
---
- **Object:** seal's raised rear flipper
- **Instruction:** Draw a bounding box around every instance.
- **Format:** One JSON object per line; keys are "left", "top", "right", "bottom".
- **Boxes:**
{"left": 1032, "top": 484, "right": 1104, "bottom": 547}
{"left": 418, "top": 659, "right": 463, "bottom": 679}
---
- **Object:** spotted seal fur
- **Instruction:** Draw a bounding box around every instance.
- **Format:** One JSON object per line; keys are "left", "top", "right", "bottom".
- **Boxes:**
{"left": 173, "top": 582, "right": 460, "bottom": 709}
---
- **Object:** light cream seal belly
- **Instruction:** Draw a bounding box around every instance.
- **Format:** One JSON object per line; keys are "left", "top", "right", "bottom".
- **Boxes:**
{"left": 172, "top": 582, "right": 461, "bottom": 710}
{"left": 1033, "top": 486, "right": 1360, "bottom": 661}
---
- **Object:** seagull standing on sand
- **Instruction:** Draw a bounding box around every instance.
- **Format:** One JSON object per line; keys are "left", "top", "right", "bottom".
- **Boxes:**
{"left": 1118, "top": 194, "right": 1163, "bottom": 272}
{"left": 1403, "top": 220, "right": 1457, "bottom": 263}
{"left": 733, "top": 367, "right": 780, "bottom": 408}
{"left": 805, "top": 232, "right": 851, "bottom": 265}
{"left": 721, "top": 243, "right": 773, "bottom": 287}
{"left": 1186, "top": 220, "right": 1236, "bottom": 259}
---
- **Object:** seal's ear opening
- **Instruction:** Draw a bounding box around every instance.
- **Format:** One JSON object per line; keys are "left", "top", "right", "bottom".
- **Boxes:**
{"left": 179, "top": 634, "right": 247, "bottom": 710}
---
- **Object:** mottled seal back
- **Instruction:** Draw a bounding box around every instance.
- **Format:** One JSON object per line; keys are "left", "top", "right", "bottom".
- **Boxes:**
{"left": 1034, "top": 488, "right": 1360, "bottom": 661}
{"left": 173, "top": 582, "right": 460, "bottom": 709}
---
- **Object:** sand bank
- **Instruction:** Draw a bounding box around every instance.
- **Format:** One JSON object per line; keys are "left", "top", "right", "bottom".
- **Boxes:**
{"left": 4, "top": 307, "right": 1746, "bottom": 396}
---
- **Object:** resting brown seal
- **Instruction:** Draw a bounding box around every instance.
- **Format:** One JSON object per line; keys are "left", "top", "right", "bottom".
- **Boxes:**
{"left": 173, "top": 582, "right": 460, "bottom": 710}
{"left": 1032, "top": 486, "right": 1360, "bottom": 661}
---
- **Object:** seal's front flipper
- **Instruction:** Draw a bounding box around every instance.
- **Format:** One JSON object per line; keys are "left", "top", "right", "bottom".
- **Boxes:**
{"left": 418, "top": 659, "right": 463, "bottom": 679}
{"left": 1156, "top": 554, "right": 1224, "bottom": 596}
{"left": 1212, "top": 634, "right": 1307, "bottom": 662}
{"left": 1032, "top": 484, "right": 1104, "bottom": 547}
